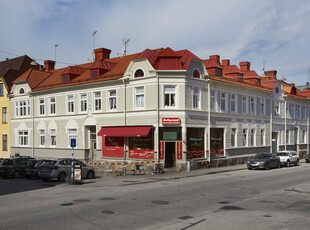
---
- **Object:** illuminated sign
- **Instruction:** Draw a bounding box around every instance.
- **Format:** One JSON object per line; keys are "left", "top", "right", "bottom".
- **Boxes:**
{"left": 162, "top": 118, "right": 180, "bottom": 125}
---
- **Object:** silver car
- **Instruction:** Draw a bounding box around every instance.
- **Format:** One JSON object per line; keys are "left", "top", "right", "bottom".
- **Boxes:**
{"left": 277, "top": 151, "right": 299, "bottom": 167}
{"left": 38, "top": 158, "right": 95, "bottom": 182}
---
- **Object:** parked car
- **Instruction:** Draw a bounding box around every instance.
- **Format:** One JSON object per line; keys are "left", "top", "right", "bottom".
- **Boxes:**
{"left": 25, "top": 159, "right": 49, "bottom": 179}
{"left": 0, "top": 157, "right": 33, "bottom": 178}
{"left": 247, "top": 153, "right": 281, "bottom": 170}
{"left": 277, "top": 151, "right": 299, "bottom": 167}
{"left": 38, "top": 158, "right": 95, "bottom": 182}
{"left": 306, "top": 154, "right": 310, "bottom": 163}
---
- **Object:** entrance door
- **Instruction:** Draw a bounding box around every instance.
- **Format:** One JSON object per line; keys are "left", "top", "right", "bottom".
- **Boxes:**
{"left": 165, "top": 142, "right": 175, "bottom": 168}
{"left": 272, "top": 132, "right": 278, "bottom": 153}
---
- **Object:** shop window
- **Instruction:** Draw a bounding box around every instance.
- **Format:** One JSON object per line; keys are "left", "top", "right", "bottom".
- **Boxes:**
{"left": 187, "top": 128, "right": 204, "bottom": 159}
{"left": 160, "top": 127, "right": 182, "bottom": 141}
{"left": 193, "top": 70, "right": 200, "bottom": 78}
{"left": 134, "top": 69, "right": 144, "bottom": 78}
{"left": 129, "top": 134, "right": 154, "bottom": 150}
{"left": 210, "top": 128, "right": 224, "bottom": 157}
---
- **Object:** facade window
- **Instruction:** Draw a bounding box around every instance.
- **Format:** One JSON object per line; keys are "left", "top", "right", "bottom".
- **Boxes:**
{"left": 230, "top": 94, "right": 237, "bottom": 113}
{"left": 2, "top": 134, "right": 7, "bottom": 151}
{"left": 302, "top": 130, "right": 306, "bottom": 144}
{"left": 231, "top": 128, "right": 237, "bottom": 147}
{"left": 68, "top": 129, "right": 77, "bottom": 148}
{"left": 50, "top": 129, "right": 56, "bottom": 147}
{"left": 94, "top": 92, "right": 101, "bottom": 111}
{"left": 250, "top": 129, "right": 255, "bottom": 146}
{"left": 260, "top": 98, "right": 266, "bottom": 115}
{"left": 303, "top": 106, "right": 307, "bottom": 120}
{"left": 0, "top": 83, "right": 3, "bottom": 96}
{"left": 135, "top": 87, "right": 145, "bottom": 109}
{"left": 286, "top": 130, "right": 290, "bottom": 144}
{"left": 134, "top": 69, "right": 144, "bottom": 78}
{"left": 242, "top": 96, "right": 249, "bottom": 114}
{"left": 39, "top": 98, "right": 45, "bottom": 115}
{"left": 39, "top": 130, "right": 45, "bottom": 146}
{"left": 286, "top": 103, "right": 290, "bottom": 118}
{"left": 242, "top": 129, "right": 248, "bottom": 146}
{"left": 164, "top": 85, "right": 176, "bottom": 107}
{"left": 210, "top": 91, "right": 216, "bottom": 111}
{"left": 250, "top": 97, "right": 256, "bottom": 114}
{"left": 295, "top": 105, "right": 300, "bottom": 119}
{"left": 2, "top": 107, "right": 7, "bottom": 123}
{"left": 62, "top": 75, "right": 69, "bottom": 82}
{"left": 18, "top": 131, "right": 28, "bottom": 146}
{"left": 16, "top": 100, "right": 30, "bottom": 117}
{"left": 91, "top": 70, "right": 98, "bottom": 78}
{"left": 193, "top": 88, "right": 201, "bottom": 109}
{"left": 274, "top": 101, "right": 280, "bottom": 117}
{"left": 67, "top": 95, "right": 74, "bottom": 113}
{"left": 108, "top": 90, "right": 117, "bottom": 110}
{"left": 290, "top": 103, "right": 295, "bottom": 119}
{"left": 19, "top": 88, "right": 25, "bottom": 94}
{"left": 193, "top": 70, "right": 200, "bottom": 78}
{"left": 50, "top": 97, "right": 56, "bottom": 114}
{"left": 260, "top": 129, "right": 265, "bottom": 146}
{"left": 220, "top": 92, "right": 227, "bottom": 112}
{"left": 80, "top": 93, "right": 87, "bottom": 112}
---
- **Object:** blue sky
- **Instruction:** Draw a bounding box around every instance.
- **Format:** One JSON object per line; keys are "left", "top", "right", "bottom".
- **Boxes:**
{"left": 0, "top": 0, "right": 310, "bottom": 85}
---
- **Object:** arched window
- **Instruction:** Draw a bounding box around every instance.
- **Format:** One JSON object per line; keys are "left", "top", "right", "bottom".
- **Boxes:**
{"left": 19, "top": 88, "right": 25, "bottom": 94}
{"left": 134, "top": 69, "right": 144, "bottom": 78}
{"left": 193, "top": 70, "right": 200, "bottom": 78}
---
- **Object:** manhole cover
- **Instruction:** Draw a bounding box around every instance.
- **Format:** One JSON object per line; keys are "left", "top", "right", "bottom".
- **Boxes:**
{"left": 263, "top": 214, "right": 272, "bottom": 218}
{"left": 220, "top": 206, "right": 243, "bottom": 210}
{"left": 99, "top": 197, "right": 116, "bottom": 201}
{"left": 151, "top": 200, "right": 170, "bottom": 205}
{"left": 219, "top": 201, "right": 230, "bottom": 204}
{"left": 179, "top": 215, "right": 193, "bottom": 220}
{"left": 73, "top": 199, "right": 90, "bottom": 203}
{"left": 101, "top": 210, "right": 114, "bottom": 214}
{"left": 60, "top": 203, "right": 74, "bottom": 206}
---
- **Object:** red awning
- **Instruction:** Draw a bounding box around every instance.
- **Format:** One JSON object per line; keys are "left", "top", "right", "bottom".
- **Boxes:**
{"left": 97, "top": 126, "right": 152, "bottom": 137}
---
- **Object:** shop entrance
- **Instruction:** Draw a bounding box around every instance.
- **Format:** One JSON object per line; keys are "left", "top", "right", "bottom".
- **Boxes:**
{"left": 165, "top": 142, "right": 175, "bottom": 168}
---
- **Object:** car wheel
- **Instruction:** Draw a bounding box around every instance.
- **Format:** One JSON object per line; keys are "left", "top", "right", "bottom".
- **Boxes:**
{"left": 286, "top": 160, "right": 290, "bottom": 167}
{"left": 265, "top": 163, "right": 270, "bottom": 170}
{"left": 87, "top": 171, "right": 95, "bottom": 179}
{"left": 295, "top": 159, "right": 299, "bottom": 166}
{"left": 277, "top": 162, "right": 281, "bottom": 168}
{"left": 12, "top": 171, "right": 20, "bottom": 179}
{"left": 57, "top": 172, "right": 66, "bottom": 182}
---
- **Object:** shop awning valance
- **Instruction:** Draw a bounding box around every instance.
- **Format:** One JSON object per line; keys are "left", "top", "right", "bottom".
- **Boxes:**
{"left": 97, "top": 126, "right": 152, "bottom": 137}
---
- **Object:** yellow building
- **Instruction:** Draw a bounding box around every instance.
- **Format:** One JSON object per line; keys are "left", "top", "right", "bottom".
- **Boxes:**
{"left": 0, "top": 56, "right": 38, "bottom": 158}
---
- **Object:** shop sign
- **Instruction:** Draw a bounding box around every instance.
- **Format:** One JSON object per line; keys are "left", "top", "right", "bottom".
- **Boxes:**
{"left": 129, "top": 149, "right": 154, "bottom": 159}
{"left": 102, "top": 136, "right": 125, "bottom": 158}
{"left": 160, "top": 142, "right": 165, "bottom": 159}
{"left": 177, "top": 142, "right": 182, "bottom": 159}
{"left": 162, "top": 118, "right": 180, "bottom": 125}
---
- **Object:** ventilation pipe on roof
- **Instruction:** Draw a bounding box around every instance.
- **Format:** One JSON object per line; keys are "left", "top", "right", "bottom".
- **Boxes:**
{"left": 44, "top": 60, "right": 55, "bottom": 71}
{"left": 94, "top": 48, "right": 111, "bottom": 60}
{"left": 221, "top": 59, "right": 230, "bottom": 67}
{"left": 239, "top": 61, "right": 250, "bottom": 72}
{"left": 209, "top": 55, "right": 220, "bottom": 64}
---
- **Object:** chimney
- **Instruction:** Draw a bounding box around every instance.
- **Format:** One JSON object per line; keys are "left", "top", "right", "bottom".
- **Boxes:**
{"left": 239, "top": 61, "right": 250, "bottom": 72}
{"left": 222, "top": 59, "right": 230, "bottom": 67}
{"left": 264, "top": 70, "right": 277, "bottom": 80}
{"left": 209, "top": 55, "right": 220, "bottom": 64}
{"left": 94, "top": 48, "right": 111, "bottom": 60}
{"left": 44, "top": 60, "right": 55, "bottom": 71}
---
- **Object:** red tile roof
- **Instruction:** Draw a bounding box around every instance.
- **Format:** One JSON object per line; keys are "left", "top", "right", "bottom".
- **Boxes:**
{"left": 62, "top": 66, "right": 87, "bottom": 75}
{"left": 222, "top": 65, "right": 242, "bottom": 75}
{"left": 14, "top": 68, "right": 51, "bottom": 90}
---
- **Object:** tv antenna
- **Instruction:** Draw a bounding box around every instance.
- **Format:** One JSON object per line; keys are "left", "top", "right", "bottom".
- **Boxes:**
{"left": 122, "top": 39, "right": 130, "bottom": 56}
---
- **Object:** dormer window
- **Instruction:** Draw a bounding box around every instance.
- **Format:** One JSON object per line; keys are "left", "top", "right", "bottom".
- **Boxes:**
{"left": 19, "top": 88, "right": 25, "bottom": 94}
{"left": 134, "top": 69, "right": 144, "bottom": 78}
{"left": 91, "top": 70, "right": 98, "bottom": 78}
{"left": 215, "top": 68, "right": 222, "bottom": 77}
{"left": 193, "top": 70, "right": 200, "bottom": 78}
{"left": 62, "top": 75, "right": 69, "bottom": 82}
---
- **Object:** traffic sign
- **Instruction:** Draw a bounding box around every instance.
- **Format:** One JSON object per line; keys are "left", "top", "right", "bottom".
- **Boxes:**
{"left": 71, "top": 139, "right": 76, "bottom": 148}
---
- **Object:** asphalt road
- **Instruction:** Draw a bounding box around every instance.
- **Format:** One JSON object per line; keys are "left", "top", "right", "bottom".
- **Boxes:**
{"left": 1, "top": 164, "right": 310, "bottom": 230}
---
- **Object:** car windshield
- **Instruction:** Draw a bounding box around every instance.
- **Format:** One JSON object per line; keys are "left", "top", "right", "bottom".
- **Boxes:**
{"left": 1, "top": 159, "right": 13, "bottom": 165}
{"left": 277, "top": 152, "right": 289, "bottom": 156}
{"left": 42, "top": 160, "right": 57, "bottom": 165}
{"left": 253, "top": 153, "right": 270, "bottom": 159}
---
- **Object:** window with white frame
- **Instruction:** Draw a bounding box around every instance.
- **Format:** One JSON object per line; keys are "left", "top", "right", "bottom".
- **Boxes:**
{"left": 260, "top": 129, "right": 265, "bottom": 146}
{"left": 68, "top": 129, "right": 77, "bottom": 148}
{"left": 135, "top": 86, "right": 145, "bottom": 109}
{"left": 274, "top": 101, "right": 280, "bottom": 117}
{"left": 250, "top": 97, "right": 256, "bottom": 114}
{"left": 16, "top": 100, "right": 30, "bottom": 117}
{"left": 39, "top": 98, "right": 45, "bottom": 115}
{"left": 260, "top": 98, "right": 266, "bottom": 115}
{"left": 18, "top": 131, "right": 28, "bottom": 146}
{"left": 231, "top": 128, "right": 237, "bottom": 147}
{"left": 210, "top": 90, "right": 216, "bottom": 111}
{"left": 108, "top": 90, "right": 117, "bottom": 110}
{"left": 286, "top": 130, "right": 290, "bottom": 144}
{"left": 286, "top": 103, "right": 290, "bottom": 118}
{"left": 50, "top": 129, "right": 56, "bottom": 147}
{"left": 230, "top": 94, "right": 237, "bottom": 113}
{"left": 303, "top": 106, "right": 307, "bottom": 120}
{"left": 67, "top": 95, "right": 74, "bottom": 113}
{"left": 164, "top": 85, "right": 176, "bottom": 107}
{"left": 220, "top": 92, "right": 227, "bottom": 112}
{"left": 80, "top": 93, "right": 87, "bottom": 112}
{"left": 290, "top": 103, "right": 295, "bottom": 119}
{"left": 295, "top": 105, "right": 300, "bottom": 119}
{"left": 302, "top": 130, "right": 306, "bottom": 143}
{"left": 242, "top": 96, "right": 249, "bottom": 114}
{"left": 193, "top": 88, "right": 201, "bottom": 109}
{"left": 50, "top": 97, "right": 56, "bottom": 114}
{"left": 250, "top": 129, "right": 255, "bottom": 146}
{"left": 39, "top": 130, "right": 45, "bottom": 146}
{"left": 94, "top": 92, "right": 101, "bottom": 111}
{"left": 242, "top": 129, "right": 248, "bottom": 146}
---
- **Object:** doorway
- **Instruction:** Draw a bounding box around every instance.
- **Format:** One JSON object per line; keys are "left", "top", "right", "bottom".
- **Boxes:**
{"left": 165, "top": 142, "right": 175, "bottom": 168}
